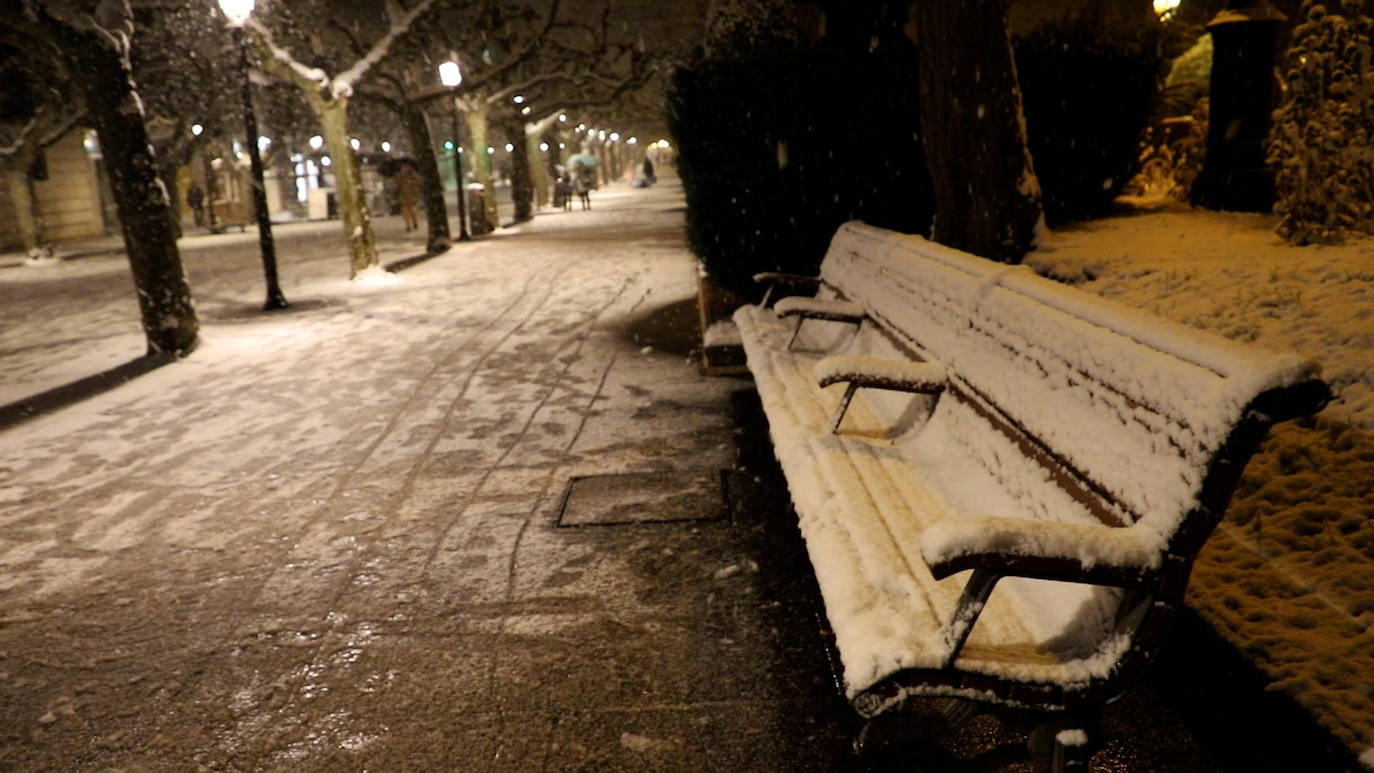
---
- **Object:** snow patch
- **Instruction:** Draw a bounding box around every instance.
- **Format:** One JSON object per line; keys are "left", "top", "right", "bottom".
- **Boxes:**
{"left": 350, "top": 265, "right": 400, "bottom": 287}
{"left": 1056, "top": 728, "right": 1089, "bottom": 747}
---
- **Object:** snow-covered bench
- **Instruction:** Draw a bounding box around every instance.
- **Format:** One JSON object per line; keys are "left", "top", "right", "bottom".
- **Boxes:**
{"left": 734, "top": 221, "right": 1330, "bottom": 771}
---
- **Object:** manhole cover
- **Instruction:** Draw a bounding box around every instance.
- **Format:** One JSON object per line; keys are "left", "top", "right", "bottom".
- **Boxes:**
{"left": 557, "top": 470, "right": 730, "bottom": 527}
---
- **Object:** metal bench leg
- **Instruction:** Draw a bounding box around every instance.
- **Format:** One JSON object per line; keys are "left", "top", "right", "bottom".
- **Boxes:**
{"left": 827, "top": 383, "right": 859, "bottom": 434}
{"left": 786, "top": 317, "right": 806, "bottom": 349}
{"left": 939, "top": 569, "right": 1001, "bottom": 667}
{"left": 1028, "top": 713, "right": 1098, "bottom": 773}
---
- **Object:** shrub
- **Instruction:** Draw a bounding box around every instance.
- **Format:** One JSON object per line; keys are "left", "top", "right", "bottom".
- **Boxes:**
{"left": 1268, "top": 0, "right": 1374, "bottom": 244}
{"left": 667, "top": 47, "right": 933, "bottom": 298}
{"left": 1014, "top": 15, "right": 1164, "bottom": 225}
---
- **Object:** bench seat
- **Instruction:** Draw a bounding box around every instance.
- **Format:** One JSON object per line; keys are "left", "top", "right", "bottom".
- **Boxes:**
{"left": 735, "top": 304, "right": 1135, "bottom": 700}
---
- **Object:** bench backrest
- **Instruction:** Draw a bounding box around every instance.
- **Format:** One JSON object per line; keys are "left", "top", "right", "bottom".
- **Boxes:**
{"left": 818, "top": 222, "right": 1327, "bottom": 559}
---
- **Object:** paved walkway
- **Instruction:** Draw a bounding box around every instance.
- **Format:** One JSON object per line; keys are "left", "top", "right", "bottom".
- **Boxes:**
{"left": 0, "top": 178, "right": 1281, "bottom": 771}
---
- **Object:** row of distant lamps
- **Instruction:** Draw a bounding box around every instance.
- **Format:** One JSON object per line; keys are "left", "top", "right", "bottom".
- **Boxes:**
{"left": 193, "top": 121, "right": 671, "bottom": 160}
{"left": 202, "top": 4, "right": 671, "bottom": 259}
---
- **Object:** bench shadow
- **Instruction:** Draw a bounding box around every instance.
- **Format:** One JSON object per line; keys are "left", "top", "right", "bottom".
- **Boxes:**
{"left": 0, "top": 352, "right": 177, "bottom": 431}
{"left": 621, "top": 297, "right": 701, "bottom": 357}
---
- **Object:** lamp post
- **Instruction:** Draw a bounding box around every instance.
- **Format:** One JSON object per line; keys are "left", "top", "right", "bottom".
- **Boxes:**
{"left": 438, "top": 60, "right": 471, "bottom": 241}
{"left": 1192, "top": 0, "right": 1287, "bottom": 212}
{"left": 219, "top": 0, "right": 287, "bottom": 310}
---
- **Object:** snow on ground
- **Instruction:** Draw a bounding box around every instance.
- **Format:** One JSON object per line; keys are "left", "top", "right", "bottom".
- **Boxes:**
{"left": 2, "top": 193, "right": 1371, "bottom": 765}
{"left": 1034, "top": 205, "right": 1374, "bottom": 766}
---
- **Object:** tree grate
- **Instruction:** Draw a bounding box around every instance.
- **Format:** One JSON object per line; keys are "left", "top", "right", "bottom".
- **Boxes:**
{"left": 556, "top": 470, "right": 733, "bottom": 527}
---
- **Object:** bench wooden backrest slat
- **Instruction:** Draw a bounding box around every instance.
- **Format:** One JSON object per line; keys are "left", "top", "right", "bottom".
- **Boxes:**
{"left": 817, "top": 222, "right": 1322, "bottom": 542}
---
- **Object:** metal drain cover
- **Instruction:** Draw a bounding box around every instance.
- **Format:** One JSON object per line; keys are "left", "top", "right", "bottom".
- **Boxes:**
{"left": 557, "top": 471, "right": 729, "bottom": 527}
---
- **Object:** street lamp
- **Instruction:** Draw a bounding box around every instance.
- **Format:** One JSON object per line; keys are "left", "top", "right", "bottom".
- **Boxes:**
{"left": 218, "top": 0, "right": 287, "bottom": 310}
{"left": 438, "top": 60, "right": 470, "bottom": 241}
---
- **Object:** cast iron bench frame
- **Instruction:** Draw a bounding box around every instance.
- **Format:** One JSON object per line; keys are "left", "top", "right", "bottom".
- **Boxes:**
{"left": 737, "top": 225, "right": 1330, "bottom": 772}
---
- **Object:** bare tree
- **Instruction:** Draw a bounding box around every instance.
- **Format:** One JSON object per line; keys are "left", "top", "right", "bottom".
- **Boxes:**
{"left": 19, "top": 0, "right": 199, "bottom": 356}
{"left": 0, "top": 50, "right": 82, "bottom": 262}
{"left": 246, "top": 0, "right": 438, "bottom": 278}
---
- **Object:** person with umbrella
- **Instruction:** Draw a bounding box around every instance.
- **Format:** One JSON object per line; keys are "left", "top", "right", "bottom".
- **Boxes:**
{"left": 569, "top": 153, "right": 598, "bottom": 210}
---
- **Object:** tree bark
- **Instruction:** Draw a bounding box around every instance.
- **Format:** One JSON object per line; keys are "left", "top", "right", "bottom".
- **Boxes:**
{"left": 310, "top": 95, "right": 380, "bottom": 278}
{"left": 507, "top": 119, "right": 533, "bottom": 222}
{"left": 3, "top": 155, "right": 53, "bottom": 259}
{"left": 527, "top": 133, "right": 548, "bottom": 209}
{"left": 399, "top": 100, "right": 451, "bottom": 253}
{"left": 53, "top": 7, "right": 199, "bottom": 355}
{"left": 912, "top": 1, "right": 1042, "bottom": 264}
{"left": 463, "top": 105, "right": 499, "bottom": 229}
{"left": 592, "top": 142, "right": 607, "bottom": 186}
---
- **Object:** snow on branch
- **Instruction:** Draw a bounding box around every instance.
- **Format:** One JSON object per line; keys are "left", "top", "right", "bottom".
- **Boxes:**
{"left": 246, "top": 17, "right": 331, "bottom": 93}
{"left": 439, "top": 0, "right": 564, "bottom": 99}
{"left": 248, "top": 0, "right": 437, "bottom": 101}
{"left": 0, "top": 118, "right": 40, "bottom": 159}
{"left": 330, "top": 0, "right": 439, "bottom": 99}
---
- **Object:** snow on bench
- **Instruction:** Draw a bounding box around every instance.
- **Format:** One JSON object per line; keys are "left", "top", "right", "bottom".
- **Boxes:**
{"left": 812, "top": 355, "right": 946, "bottom": 434}
{"left": 733, "top": 221, "right": 1330, "bottom": 769}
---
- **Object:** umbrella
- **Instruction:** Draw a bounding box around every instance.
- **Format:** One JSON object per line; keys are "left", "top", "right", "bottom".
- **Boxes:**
{"left": 568, "top": 153, "right": 599, "bottom": 169}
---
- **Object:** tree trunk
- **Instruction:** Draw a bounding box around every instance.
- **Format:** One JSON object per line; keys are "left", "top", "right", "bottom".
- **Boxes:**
{"left": 507, "top": 119, "right": 533, "bottom": 222}
{"left": 310, "top": 95, "right": 380, "bottom": 278}
{"left": 463, "top": 105, "right": 499, "bottom": 229}
{"left": 593, "top": 142, "right": 607, "bottom": 186}
{"left": 527, "top": 132, "right": 548, "bottom": 209}
{"left": 4, "top": 156, "right": 53, "bottom": 259}
{"left": 400, "top": 100, "right": 451, "bottom": 253}
{"left": 57, "top": 12, "right": 198, "bottom": 355}
{"left": 912, "top": 1, "right": 1042, "bottom": 264}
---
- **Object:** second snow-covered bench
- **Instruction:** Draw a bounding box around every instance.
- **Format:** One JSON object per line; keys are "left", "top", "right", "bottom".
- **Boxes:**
{"left": 734, "top": 221, "right": 1329, "bottom": 771}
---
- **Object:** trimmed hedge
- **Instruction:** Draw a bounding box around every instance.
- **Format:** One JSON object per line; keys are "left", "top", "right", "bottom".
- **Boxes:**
{"left": 1014, "top": 17, "right": 1163, "bottom": 225}
{"left": 668, "top": 47, "right": 934, "bottom": 298}
{"left": 670, "top": 18, "right": 1162, "bottom": 294}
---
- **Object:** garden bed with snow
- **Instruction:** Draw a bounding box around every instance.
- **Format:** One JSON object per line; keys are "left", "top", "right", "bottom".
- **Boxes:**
{"left": 1032, "top": 205, "right": 1374, "bottom": 768}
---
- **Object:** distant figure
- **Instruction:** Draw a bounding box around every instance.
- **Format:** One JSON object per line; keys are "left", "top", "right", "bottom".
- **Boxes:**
{"left": 396, "top": 163, "right": 420, "bottom": 232}
{"left": 553, "top": 164, "right": 572, "bottom": 210}
{"left": 642, "top": 157, "right": 655, "bottom": 186}
{"left": 571, "top": 161, "right": 593, "bottom": 210}
{"left": 187, "top": 184, "right": 205, "bottom": 227}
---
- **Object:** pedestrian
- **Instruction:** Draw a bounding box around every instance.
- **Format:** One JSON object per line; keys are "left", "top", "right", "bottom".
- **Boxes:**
{"left": 572, "top": 161, "right": 593, "bottom": 210}
{"left": 642, "top": 157, "right": 655, "bottom": 186}
{"left": 553, "top": 164, "right": 572, "bottom": 210}
{"left": 396, "top": 162, "right": 420, "bottom": 232}
{"left": 188, "top": 184, "right": 205, "bottom": 227}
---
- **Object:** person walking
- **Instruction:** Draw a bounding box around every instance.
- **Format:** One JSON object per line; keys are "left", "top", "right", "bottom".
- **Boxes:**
{"left": 572, "top": 161, "right": 593, "bottom": 210}
{"left": 396, "top": 162, "right": 421, "bottom": 232}
{"left": 188, "top": 184, "right": 205, "bottom": 227}
{"left": 642, "top": 157, "right": 655, "bottom": 186}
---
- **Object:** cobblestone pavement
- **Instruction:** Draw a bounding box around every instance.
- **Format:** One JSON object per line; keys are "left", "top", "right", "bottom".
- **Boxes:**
{"left": 0, "top": 179, "right": 1267, "bottom": 771}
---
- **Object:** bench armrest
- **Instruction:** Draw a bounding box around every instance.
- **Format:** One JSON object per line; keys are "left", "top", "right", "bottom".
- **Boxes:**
{"left": 753, "top": 271, "right": 821, "bottom": 287}
{"left": 754, "top": 272, "right": 821, "bottom": 308}
{"left": 773, "top": 297, "right": 866, "bottom": 321}
{"left": 920, "top": 516, "right": 1162, "bottom": 585}
{"left": 813, "top": 355, "right": 946, "bottom": 392}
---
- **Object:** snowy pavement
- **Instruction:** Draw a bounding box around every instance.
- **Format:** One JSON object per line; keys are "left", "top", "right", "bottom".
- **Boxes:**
{"left": 0, "top": 179, "right": 1340, "bottom": 771}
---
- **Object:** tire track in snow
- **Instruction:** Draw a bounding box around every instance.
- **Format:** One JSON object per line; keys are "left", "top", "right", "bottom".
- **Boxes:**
{"left": 415, "top": 261, "right": 638, "bottom": 579}
{"left": 224, "top": 249, "right": 566, "bottom": 636}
